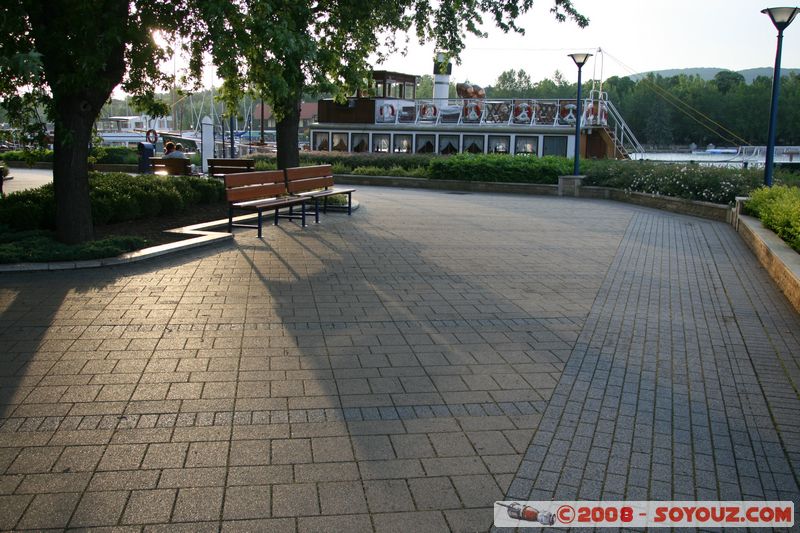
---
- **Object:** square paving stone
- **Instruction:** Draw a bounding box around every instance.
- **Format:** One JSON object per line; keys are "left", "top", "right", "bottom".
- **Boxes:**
{"left": 272, "top": 483, "right": 319, "bottom": 517}
{"left": 70, "top": 490, "right": 129, "bottom": 527}
{"left": 318, "top": 480, "right": 368, "bottom": 515}
{"left": 223, "top": 485, "right": 271, "bottom": 520}
{"left": 122, "top": 489, "right": 176, "bottom": 524}
{"left": 172, "top": 487, "right": 224, "bottom": 522}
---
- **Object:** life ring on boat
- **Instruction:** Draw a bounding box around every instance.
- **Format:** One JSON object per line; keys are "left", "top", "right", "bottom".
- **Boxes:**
{"left": 146, "top": 129, "right": 158, "bottom": 143}
{"left": 463, "top": 102, "right": 482, "bottom": 120}
{"left": 420, "top": 104, "right": 437, "bottom": 118}
{"left": 514, "top": 103, "right": 532, "bottom": 120}
{"left": 379, "top": 104, "right": 396, "bottom": 118}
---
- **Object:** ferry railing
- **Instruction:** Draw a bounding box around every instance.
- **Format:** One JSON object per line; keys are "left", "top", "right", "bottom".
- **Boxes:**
{"left": 602, "top": 99, "right": 645, "bottom": 157}
{"left": 397, "top": 98, "right": 592, "bottom": 127}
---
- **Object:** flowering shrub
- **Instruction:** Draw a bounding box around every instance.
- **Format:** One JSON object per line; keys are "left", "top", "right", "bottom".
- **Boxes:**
{"left": 745, "top": 185, "right": 800, "bottom": 253}
{"left": 582, "top": 161, "right": 768, "bottom": 205}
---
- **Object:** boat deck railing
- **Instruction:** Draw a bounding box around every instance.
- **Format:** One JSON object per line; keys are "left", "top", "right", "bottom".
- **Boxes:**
{"left": 373, "top": 97, "right": 610, "bottom": 127}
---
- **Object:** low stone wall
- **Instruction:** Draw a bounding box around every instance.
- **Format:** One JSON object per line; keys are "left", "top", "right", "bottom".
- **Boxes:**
{"left": 4, "top": 161, "right": 53, "bottom": 169}
{"left": 580, "top": 186, "right": 732, "bottom": 223}
{"left": 4, "top": 161, "right": 138, "bottom": 173}
{"left": 736, "top": 214, "right": 800, "bottom": 314}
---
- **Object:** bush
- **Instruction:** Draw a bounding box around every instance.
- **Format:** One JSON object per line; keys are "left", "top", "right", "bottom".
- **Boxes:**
{"left": 745, "top": 185, "right": 800, "bottom": 252}
{"left": 96, "top": 146, "right": 138, "bottom": 164}
{"left": 0, "top": 172, "right": 225, "bottom": 231}
{"left": 428, "top": 154, "right": 571, "bottom": 183}
{"left": 0, "top": 149, "right": 53, "bottom": 163}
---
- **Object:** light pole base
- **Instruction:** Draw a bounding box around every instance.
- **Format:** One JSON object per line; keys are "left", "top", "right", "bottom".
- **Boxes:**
{"left": 558, "top": 175, "right": 585, "bottom": 197}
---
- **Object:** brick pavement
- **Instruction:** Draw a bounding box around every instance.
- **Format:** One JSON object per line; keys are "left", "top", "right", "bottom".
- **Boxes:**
{"left": 0, "top": 186, "right": 797, "bottom": 531}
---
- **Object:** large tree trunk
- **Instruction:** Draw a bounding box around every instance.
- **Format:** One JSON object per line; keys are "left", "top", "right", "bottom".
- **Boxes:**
{"left": 276, "top": 100, "right": 301, "bottom": 170}
{"left": 52, "top": 97, "right": 97, "bottom": 243}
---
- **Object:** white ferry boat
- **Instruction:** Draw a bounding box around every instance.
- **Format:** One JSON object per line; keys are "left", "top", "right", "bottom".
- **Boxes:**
{"left": 309, "top": 59, "right": 644, "bottom": 160}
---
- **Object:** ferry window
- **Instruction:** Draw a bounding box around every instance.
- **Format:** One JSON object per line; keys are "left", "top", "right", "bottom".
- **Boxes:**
{"left": 393, "top": 134, "right": 412, "bottom": 153}
{"left": 542, "top": 136, "right": 567, "bottom": 157}
{"left": 390, "top": 84, "right": 402, "bottom": 98}
{"left": 439, "top": 135, "right": 459, "bottom": 155}
{"left": 375, "top": 82, "right": 385, "bottom": 97}
{"left": 404, "top": 83, "right": 416, "bottom": 99}
{"left": 416, "top": 135, "right": 435, "bottom": 154}
{"left": 332, "top": 132, "right": 348, "bottom": 152}
{"left": 352, "top": 133, "right": 368, "bottom": 153}
{"left": 488, "top": 135, "right": 510, "bottom": 154}
{"left": 372, "top": 134, "right": 390, "bottom": 153}
{"left": 515, "top": 136, "right": 538, "bottom": 155}
{"left": 463, "top": 135, "right": 485, "bottom": 154}
{"left": 313, "top": 132, "right": 330, "bottom": 151}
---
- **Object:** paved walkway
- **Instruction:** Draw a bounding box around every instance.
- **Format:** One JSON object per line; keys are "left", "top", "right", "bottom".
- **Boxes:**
{"left": 0, "top": 186, "right": 797, "bottom": 531}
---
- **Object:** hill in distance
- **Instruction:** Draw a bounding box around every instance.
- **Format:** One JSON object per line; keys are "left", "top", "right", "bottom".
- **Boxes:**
{"left": 630, "top": 67, "right": 800, "bottom": 83}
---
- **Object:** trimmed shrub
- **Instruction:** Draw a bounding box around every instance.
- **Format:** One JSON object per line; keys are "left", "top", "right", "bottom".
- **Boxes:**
{"left": 428, "top": 154, "right": 571, "bottom": 183}
{"left": 745, "top": 185, "right": 800, "bottom": 252}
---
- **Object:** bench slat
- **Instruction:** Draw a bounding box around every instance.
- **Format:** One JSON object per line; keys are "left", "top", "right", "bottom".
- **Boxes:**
{"left": 286, "top": 165, "right": 332, "bottom": 181}
{"left": 227, "top": 183, "right": 285, "bottom": 203}
{"left": 287, "top": 176, "right": 334, "bottom": 193}
{"left": 225, "top": 170, "right": 283, "bottom": 189}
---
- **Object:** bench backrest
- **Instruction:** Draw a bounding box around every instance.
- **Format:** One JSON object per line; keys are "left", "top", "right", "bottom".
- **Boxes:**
{"left": 208, "top": 158, "right": 255, "bottom": 175}
{"left": 225, "top": 170, "right": 286, "bottom": 203}
{"left": 285, "top": 165, "right": 334, "bottom": 194}
{"left": 150, "top": 157, "right": 190, "bottom": 175}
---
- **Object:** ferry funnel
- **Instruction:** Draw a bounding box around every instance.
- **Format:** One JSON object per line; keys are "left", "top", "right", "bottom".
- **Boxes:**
{"left": 433, "top": 52, "right": 452, "bottom": 101}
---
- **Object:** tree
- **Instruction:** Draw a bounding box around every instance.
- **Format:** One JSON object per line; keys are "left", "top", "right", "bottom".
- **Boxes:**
{"left": 0, "top": 1, "right": 187, "bottom": 243}
{"left": 491, "top": 69, "right": 534, "bottom": 98}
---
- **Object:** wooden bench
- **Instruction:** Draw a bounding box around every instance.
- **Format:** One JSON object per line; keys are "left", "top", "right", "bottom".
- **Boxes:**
{"left": 150, "top": 157, "right": 191, "bottom": 176}
{"left": 225, "top": 170, "right": 309, "bottom": 237}
{"left": 285, "top": 165, "right": 356, "bottom": 223}
{"left": 208, "top": 158, "right": 255, "bottom": 177}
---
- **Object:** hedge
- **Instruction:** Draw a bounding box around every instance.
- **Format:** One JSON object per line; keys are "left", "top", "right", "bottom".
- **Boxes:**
{"left": 428, "top": 154, "right": 571, "bottom": 183}
{"left": 745, "top": 185, "right": 800, "bottom": 253}
{"left": 0, "top": 172, "right": 225, "bottom": 231}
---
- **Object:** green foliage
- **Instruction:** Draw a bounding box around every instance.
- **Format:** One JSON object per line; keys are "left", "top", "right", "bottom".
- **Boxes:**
{"left": 0, "top": 172, "right": 224, "bottom": 231}
{"left": 0, "top": 183, "right": 56, "bottom": 230}
{"left": 94, "top": 146, "right": 139, "bottom": 164}
{"left": 0, "top": 147, "right": 139, "bottom": 165}
{"left": 0, "top": 149, "right": 53, "bottom": 163}
{"left": 0, "top": 225, "right": 145, "bottom": 264}
{"left": 745, "top": 185, "right": 800, "bottom": 252}
{"left": 351, "top": 165, "right": 430, "bottom": 178}
{"left": 428, "top": 154, "right": 571, "bottom": 183}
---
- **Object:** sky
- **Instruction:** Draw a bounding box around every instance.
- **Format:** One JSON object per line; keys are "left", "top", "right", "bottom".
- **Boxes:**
{"left": 166, "top": 0, "right": 800, "bottom": 96}
{"left": 372, "top": 0, "right": 800, "bottom": 86}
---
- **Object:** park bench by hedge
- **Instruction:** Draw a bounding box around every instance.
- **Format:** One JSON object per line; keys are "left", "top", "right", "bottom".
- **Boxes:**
{"left": 285, "top": 165, "right": 356, "bottom": 223}
{"left": 150, "top": 157, "right": 191, "bottom": 176}
{"left": 225, "top": 170, "right": 309, "bottom": 237}
{"left": 208, "top": 158, "right": 255, "bottom": 177}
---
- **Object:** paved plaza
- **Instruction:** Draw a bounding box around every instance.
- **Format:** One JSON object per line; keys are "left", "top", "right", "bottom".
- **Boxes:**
{"left": 0, "top": 186, "right": 798, "bottom": 531}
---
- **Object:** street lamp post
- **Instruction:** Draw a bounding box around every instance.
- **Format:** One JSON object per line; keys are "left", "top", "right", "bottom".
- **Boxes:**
{"left": 568, "top": 53, "right": 592, "bottom": 176}
{"left": 762, "top": 7, "right": 799, "bottom": 186}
